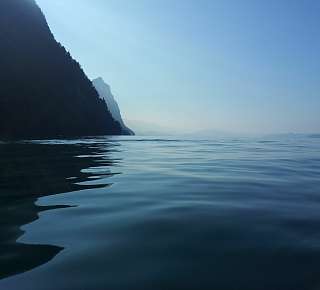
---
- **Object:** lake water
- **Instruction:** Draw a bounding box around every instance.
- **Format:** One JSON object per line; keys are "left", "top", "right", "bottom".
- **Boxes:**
{"left": 1, "top": 135, "right": 320, "bottom": 290}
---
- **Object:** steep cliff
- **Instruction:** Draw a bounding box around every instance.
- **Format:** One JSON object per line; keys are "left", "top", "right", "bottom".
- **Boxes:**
{"left": 0, "top": 0, "right": 122, "bottom": 138}
{"left": 93, "top": 78, "right": 134, "bottom": 135}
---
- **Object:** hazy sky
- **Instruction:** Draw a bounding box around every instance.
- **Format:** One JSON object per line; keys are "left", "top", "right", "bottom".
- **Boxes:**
{"left": 37, "top": 0, "right": 320, "bottom": 134}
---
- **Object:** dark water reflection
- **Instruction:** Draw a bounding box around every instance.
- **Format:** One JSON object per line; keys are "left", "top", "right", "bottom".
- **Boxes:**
{"left": 1, "top": 136, "right": 320, "bottom": 290}
{"left": 0, "top": 141, "right": 119, "bottom": 279}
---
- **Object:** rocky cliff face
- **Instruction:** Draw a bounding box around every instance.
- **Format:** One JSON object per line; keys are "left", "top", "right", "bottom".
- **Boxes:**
{"left": 0, "top": 0, "right": 122, "bottom": 139}
{"left": 93, "top": 78, "right": 134, "bottom": 135}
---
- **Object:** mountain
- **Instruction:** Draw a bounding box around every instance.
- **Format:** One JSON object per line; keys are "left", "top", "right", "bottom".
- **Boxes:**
{"left": 92, "top": 78, "right": 134, "bottom": 135}
{"left": 0, "top": 0, "right": 123, "bottom": 139}
{"left": 125, "top": 120, "right": 177, "bottom": 136}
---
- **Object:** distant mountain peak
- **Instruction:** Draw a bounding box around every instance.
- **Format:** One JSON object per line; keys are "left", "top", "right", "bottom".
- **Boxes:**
{"left": 92, "top": 78, "right": 134, "bottom": 135}
{"left": 94, "top": 77, "right": 105, "bottom": 83}
{"left": 93, "top": 78, "right": 114, "bottom": 100}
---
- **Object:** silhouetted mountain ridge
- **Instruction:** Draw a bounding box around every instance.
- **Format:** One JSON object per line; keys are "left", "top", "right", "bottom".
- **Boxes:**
{"left": 92, "top": 77, "right": 134, "bottom": 135}
{"left": 0, "top": 0, "right": 123, "bottom": 138}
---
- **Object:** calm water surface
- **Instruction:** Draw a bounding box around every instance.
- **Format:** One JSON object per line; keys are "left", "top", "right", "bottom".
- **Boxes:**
{"left": 1, "top": 135, "right": 320, "bottom": 290}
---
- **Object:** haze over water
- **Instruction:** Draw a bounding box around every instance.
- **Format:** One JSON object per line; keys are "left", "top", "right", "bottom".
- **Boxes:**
{"left": 1, "top": 135, "right": 320, "bottom": 290}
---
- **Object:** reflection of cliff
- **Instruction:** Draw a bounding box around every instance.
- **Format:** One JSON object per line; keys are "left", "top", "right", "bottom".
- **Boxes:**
{"left": 0, "top": 142, "right": 118, "bottom": 279}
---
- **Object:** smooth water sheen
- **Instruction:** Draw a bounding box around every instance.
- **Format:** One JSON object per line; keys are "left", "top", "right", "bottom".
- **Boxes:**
{"left": 1, "top": 135, "right": 320, "bottom": 290}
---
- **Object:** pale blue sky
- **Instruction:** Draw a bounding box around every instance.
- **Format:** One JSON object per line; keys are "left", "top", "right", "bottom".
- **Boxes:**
{"left": 37, "top": 0, "right": 320, "bottom": 134}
